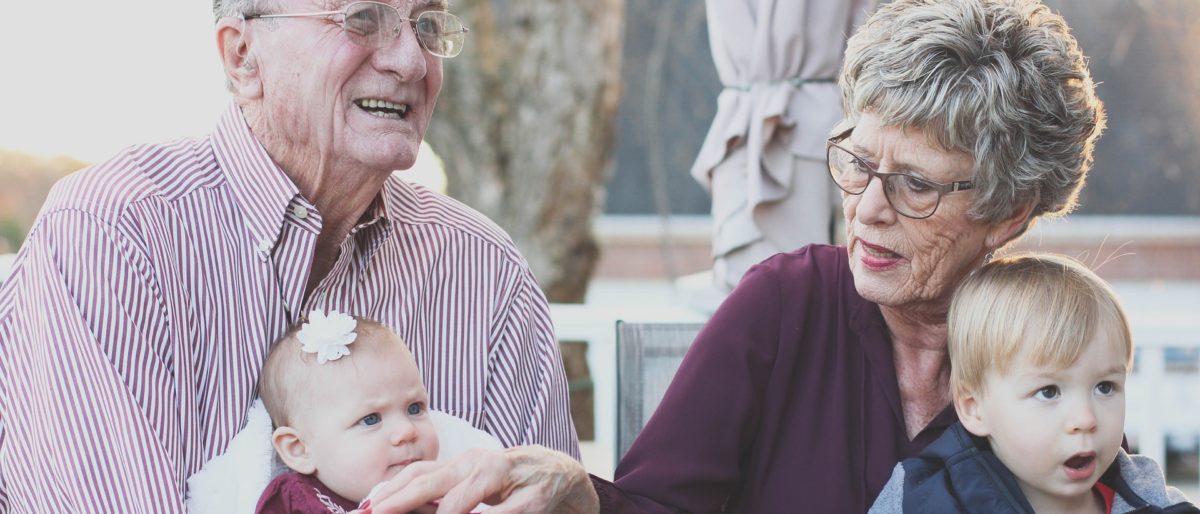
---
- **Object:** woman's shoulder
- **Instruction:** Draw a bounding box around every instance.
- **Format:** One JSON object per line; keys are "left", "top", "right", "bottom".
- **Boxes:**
{"left": 719, "top": 244, "right": 880, "bottom": 351}
{"left": 749, "top": 243, "right": 846, "bottom": 273}
{"left": 706, "top": 244, "right": 864, "bottom": 344}
{"left": 741, "top": 244, "right": 854, "bottom": 297}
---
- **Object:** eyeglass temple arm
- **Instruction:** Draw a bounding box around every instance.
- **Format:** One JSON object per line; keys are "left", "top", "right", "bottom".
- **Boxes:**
{"left": 242, "top": 10, "right": 470, "bottom": 37}
{"left": 242, "top": 10, "right": 342, "bottom": 20}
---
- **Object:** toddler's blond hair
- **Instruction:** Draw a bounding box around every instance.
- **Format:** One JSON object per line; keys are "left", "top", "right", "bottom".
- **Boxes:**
{"left": 949, "top": 253, "right": 1132, "bottom": 398}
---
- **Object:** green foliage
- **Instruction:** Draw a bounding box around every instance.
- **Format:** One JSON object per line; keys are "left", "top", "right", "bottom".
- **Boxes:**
{"left": 0, "top": 217, "right": 24, "bottom": 253}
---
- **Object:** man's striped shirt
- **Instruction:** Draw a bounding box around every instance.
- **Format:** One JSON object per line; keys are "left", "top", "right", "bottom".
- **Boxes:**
{"left": 0, "top": 104, "right": 579, "bottom": 512}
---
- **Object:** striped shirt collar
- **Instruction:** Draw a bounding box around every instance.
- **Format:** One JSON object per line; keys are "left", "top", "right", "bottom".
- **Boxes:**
{"left": 211, "top": 103, "right": 301, "bottom": 261}
{"left": 210, "top": 103, "right": 395, "bottom": 261}
{"left": 350, "top": 192, "right": 394, "bottom": 269}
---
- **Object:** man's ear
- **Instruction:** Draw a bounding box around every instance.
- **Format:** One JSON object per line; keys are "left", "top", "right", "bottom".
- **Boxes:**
{"left": 954, "top": 386, "right": 991, "bottom": 438}
{"left": 272, "top": 426, "right": 317, "bottom": 474}
{"left": 984, "top": 201, "right": 1036, "bottom": 250}
{"left": 216, "top": 18, "right": 263, "bottom": 99}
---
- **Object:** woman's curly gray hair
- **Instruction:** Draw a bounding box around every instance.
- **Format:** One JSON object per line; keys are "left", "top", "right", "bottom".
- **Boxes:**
{"left": 839, "top": 0, "right": 1106, "bottom": 227}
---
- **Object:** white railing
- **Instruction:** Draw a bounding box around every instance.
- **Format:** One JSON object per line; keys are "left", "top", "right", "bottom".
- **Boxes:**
{"left": 1123, "top": 282, "right": 1200, "bottom": 490}
{"left": 1127, "top": 341, "right": 1200, "bottom": 489}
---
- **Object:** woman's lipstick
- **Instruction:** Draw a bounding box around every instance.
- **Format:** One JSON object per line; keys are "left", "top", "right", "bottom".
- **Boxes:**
{"left": 857, "top": 240, "right": 903, "bottom": 271}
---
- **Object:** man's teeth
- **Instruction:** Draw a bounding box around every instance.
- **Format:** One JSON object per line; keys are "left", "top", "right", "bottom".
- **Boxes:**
{"left": 357, "top": 99, "right": 409, "bottom": 119}
{"left": 362, "top": 99, "right": 407, "bottom": 112}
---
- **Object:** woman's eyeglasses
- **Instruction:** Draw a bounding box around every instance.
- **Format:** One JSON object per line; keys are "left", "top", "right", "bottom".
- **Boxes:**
{"left": 826, "top": 128, "right": 974, "bottom": 219}
{"left": 244, "top": 1, "right": 469, "bottom": 58}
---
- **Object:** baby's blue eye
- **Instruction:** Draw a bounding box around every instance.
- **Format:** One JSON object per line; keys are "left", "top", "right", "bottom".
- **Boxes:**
{"left": 1033, "top": 385, "right": 1060, "bottom": 400}
{"left": 1095, "top": 381, "right": 1117, "bottom": 396}
{"left": 360, "top": 413, "right": 381, "bottom": 426}
{"left": 407, "top": 403, "right": 424, "bottom": 416}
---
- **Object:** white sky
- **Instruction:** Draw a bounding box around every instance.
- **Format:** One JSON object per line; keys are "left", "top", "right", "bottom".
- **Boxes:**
{"left": 0, "top": 2, "right": 229, "bottom": 162}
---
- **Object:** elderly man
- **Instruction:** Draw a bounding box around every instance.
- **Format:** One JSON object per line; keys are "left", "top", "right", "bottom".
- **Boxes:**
{"left": 0, "top": 0, "right": 578, "bottom": 511}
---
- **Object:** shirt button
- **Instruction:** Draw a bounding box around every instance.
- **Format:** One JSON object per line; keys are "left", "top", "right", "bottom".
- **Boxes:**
{"left": 293, "top": 205, "right": 309, "bottom": 220}
{"left": 257, "top": 239, "right": 272, "bottom": 253}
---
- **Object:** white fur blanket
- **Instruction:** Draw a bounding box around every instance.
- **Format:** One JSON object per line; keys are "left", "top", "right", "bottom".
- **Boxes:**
{"left": 185, "top": 401, "right": 502, "bottom": 514}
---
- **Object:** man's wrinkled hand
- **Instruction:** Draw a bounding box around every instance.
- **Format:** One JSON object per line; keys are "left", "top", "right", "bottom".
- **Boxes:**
{"left": 362, "top": 446, "right": 599, "bottom": 514}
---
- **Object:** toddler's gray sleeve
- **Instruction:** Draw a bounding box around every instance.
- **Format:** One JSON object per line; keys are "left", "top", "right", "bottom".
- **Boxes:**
{"left": 868, "top": 462, "right": 906, "bottom": 514}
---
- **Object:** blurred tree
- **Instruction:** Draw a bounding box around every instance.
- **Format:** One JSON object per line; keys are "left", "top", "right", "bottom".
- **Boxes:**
{"left": 425, "top": 0, "right": 625, "bottom": 304}
{"left": 0, "top": 218, "right": 22, "bottom": 254}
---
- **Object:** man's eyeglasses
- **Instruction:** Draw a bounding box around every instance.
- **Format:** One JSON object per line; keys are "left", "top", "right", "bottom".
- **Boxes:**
{"left": 826, "top": 127, "right": 974, "bottom": 219}
{"left": 243, "top": 1, "right": 469, "bottom": 58}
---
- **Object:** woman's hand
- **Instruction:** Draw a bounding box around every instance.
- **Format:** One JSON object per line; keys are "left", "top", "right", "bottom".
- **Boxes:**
{"left": 363, "top": 445, "right": 599, "bottom": 514}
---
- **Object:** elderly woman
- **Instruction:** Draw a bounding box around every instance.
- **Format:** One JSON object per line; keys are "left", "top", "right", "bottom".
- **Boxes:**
{"left": 363, "top": 0, "right": 1106, "bottom": 512}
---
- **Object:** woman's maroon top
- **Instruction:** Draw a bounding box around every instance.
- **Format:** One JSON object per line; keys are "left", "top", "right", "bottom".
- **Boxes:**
{"left": 594, "top": 245, "right": 957, "bottom": 513}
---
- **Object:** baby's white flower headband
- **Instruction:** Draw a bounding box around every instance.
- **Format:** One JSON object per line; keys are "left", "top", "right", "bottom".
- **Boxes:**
{"left": 297, "top": 309, "right": 357, "bottom": 364}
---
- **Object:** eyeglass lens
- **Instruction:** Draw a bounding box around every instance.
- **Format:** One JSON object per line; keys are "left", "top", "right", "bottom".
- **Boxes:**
{"left": 342, "top": 2, "right": 466, "bottom": 58}
{"left": 827, "top": 144, "right": 941, "bottom": 218}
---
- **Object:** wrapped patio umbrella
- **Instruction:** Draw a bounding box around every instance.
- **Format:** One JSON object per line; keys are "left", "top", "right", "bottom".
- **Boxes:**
{"left": 692, "top": 0, "right": 875, "bottom": 291}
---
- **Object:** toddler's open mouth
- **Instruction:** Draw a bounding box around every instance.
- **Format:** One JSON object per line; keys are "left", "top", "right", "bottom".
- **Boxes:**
{"left": 1063, "top": 451, "right": 1097, "bottom": 481}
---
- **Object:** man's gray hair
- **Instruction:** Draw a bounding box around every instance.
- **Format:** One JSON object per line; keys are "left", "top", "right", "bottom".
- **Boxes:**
{"left": 839, "top": 0, "right": 1106, "bottom": 226}
{"left": 213, "top": 0, "right": 260, "bottom": 20}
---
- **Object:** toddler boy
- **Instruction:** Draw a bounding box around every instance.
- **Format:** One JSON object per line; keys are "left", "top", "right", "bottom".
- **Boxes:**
{"left": 871, "top": 254, "right": 1196, "bottom": 513}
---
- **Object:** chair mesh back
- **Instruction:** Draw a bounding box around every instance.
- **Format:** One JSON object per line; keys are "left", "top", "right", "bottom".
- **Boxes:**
{"left": 615, "top": 321, "right": 704, "bottom": 463}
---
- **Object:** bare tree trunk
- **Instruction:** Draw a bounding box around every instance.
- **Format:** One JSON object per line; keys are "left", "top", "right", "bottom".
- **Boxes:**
{"left": 426, "top": 0, "right": 625, "bottom": 304}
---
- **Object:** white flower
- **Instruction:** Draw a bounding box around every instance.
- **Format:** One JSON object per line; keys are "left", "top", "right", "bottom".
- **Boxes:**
{"left": 297, "top": 310, "right": 358, "bottom": 364}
